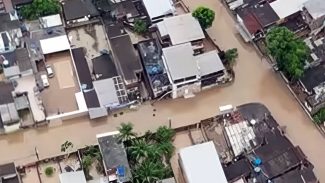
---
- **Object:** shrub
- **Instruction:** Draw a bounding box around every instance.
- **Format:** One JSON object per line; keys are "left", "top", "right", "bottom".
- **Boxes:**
{"left": 192, "top": 7, "right": 215, "bottom": 29}
{"left": 44, "top": 166, "right": 54, "bottom": 177}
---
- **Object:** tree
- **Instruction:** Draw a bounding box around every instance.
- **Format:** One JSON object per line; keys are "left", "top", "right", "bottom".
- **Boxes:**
{"left": 266, "top": 27, "right": 308, "bottom": 79}
{"left": 225, "top": 48, "right": 239, "bottom": 67}
{"left": 128, "top": 139, "right": 152, "bottom": 161}
{"left": 132, "top": 160, "right": 166, "bottom": 183}
{"left": 61, "top": 140, "right": 73, "bottom": 153}
{"left": 155, "top": 126, "right": 175, "bottom": 143}
{"left": 45, "top": 166, "right": 54, "bottom": 177}
{"left": 21, "top": 0, "right": 60, "bottom": 20}
{"left": 134, "top": 19, "right": 147, "bottom": 35}
{"left": 118, "top": 122, "right": 137, "bottom": 142}
{"left": 157, "top": 141, "right": 175, "bottom": 160}
{"left": 313, "top": 109, "right": 325, "bottom": 125}
{"left": 192, "top": 7, "right": 215, "bottom": 29}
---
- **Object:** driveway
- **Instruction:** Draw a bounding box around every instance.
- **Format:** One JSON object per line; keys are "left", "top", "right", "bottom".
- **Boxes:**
{"left": 0, "top": 1, "right": 324, "bottom": 181}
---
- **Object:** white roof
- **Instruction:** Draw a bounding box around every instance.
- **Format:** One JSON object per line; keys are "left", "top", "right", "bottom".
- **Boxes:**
{"left": 142, "top": 0, "right": 175, "bottom": 19}
{"left": 93, "top": 78, "right": 120, "bottom": 107}
{"left": 179, "top": 141, "right": 228, "bottom": 183}
{"left": 59, "top": 171, "right": 87, "bottom": 183}
{"left": 163, "top": 43, "right": 199, "bottom": 81}
{"left": 40, "top": 35, "right": 70, "bottom": 54}
{"left": 270, "top": 0, "right": 308, "bottom": 19}
{"left": 195, "top": 50, "right": 225, "bottom": 76}
{"left": 304, "top": 0, "right": 325, "bottom": 19}
{"left": 157, "top": 14, "right": 205, "bottom": 45}
{"left": 40, "top": 14, "right": 62, "bottom": 28}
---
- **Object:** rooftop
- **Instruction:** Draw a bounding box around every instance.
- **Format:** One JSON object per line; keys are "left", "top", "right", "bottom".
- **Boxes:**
{"left": 15, "top": 48, "right": 32, "bottom": 72}
{"left": 142, "top": 0, "right": 175, "bottom": 20}
{"left": 59, "top": 171, "right": 87, "bottom": 183}
{"left": 304, "top": 0, "right": 325, "bottom": 20}
{"left": 304, "top": 37, "right": 325, "bottom": 62}
{"left": 93, "top": 77, "right": 128, "bottom": 108}
{"left": 71, "top": 48, "right": 93, "bottom": 90}
{"left": 92, "top": 54, "right": 118, "bottom": 80}
{"left": 163, "top": 43, "right": 198, "bottom": 81}
{"left": 138, "top": 39, "right": 170, "bottom": 97}
{"left": 223, "top": 159, "right": 251, "bottom": 182}
{"left": 62, "top": 0, "right": 99, "bottom": 21}
{"left": 270, "top": 0, "right": 308, "bottom": 19}
{"left": 196, "top": 50, "right": 225, "bottom": 76}
{"left": 157, "top": 13, "right": 205, "bottom": 45}
{"left": 39, "top": 14, "right": 63, "bottom": 28}
{"left": 40, "top": 35, "right": 70, "bottom": 54}
{"left": 108, "top": 29, "right": 142, "bottom": 83}
{"left": 0, "top": 13, "right": 20, "bottom": 32}
{"left": 300, "top": 64, "right": 325, "bottom": 92}
{"left": 179, "top": 141, "right": 228, "bottom": 183}
{"left": 0, "top": 162, "right": 20, "bottom": 183}
{"left": 0, "top": 82, "right": 14, "bottom": 105}
{"left": 97, "top": 131, "right": 132, "bottom": 182}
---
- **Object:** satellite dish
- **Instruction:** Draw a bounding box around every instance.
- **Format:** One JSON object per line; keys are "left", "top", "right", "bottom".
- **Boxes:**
{"left": 3, "top": 60, "right": 9, "bottom": 66}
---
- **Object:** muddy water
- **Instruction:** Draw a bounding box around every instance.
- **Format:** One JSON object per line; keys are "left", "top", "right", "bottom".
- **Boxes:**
{"left": 0, "top": 1, "right": 325, "bottom": 181}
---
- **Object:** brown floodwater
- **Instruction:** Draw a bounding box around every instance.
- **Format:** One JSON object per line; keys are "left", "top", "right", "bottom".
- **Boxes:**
{"left": 0, "top": 0, "right": 324, "bottom": 181}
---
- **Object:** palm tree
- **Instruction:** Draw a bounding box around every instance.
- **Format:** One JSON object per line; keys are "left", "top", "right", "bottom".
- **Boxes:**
{"left": 128, "top": 139, "right": 152, "bottom": 161}
{"left": 155, "top": 126, "right": 175, "bottom": 143}
{"left": 158, "top": 141, "right": 175, "bottom": 160}
{"left": 117, "top": 122, "right": 137, "bottom": 142}
{"left": 133, "top": 160, "right": 166, "bottom": 183}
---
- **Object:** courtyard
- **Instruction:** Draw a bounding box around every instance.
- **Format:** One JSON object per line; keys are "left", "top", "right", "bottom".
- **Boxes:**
{"left": 38, "top": 51, "right": 80, "bottom": 116}
{"left": 0, "top": 0, "right": 325, "bottom": 182}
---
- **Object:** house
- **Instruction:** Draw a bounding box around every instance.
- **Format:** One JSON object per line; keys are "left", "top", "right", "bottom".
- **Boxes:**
{"left": 0, "top": 82, "right": 20, "bottom": 133}
{"left": 61, "top": 0, "right": 99, "bottom": 25}
{"left": 156, "top": 13, "right": 205, "bottom": 51}
{"left": 97, "top": 131, "right": 132, "bottom": 183}
{"left": 304, "top": 36, "right": 325, "bottom": 64}
{"left": 142, "top": 0, "right": 175, "bottom": 23}
{"left": 236, "top": 2, "right": 279, "bottom": 42}
{"left": 162, "top": 43, "right": 226, "bottom": 98}
{"left": 92, "top": 54, "right": 118, "bottom": 80}
{"left": 178, "top": 141, "right": 228, "bottom": 183}
{"left": 1, "top": 48, "right": 33, "bottom": 79}
{"left": 59, "top": 171, "right": 87, "bottom": 183}
{"left": 303, "top": 0, "right": 325, "bottom": 31}
{"left": 39, "top": 14, "right": 63, "bottom": 28}
{"left": 0, "top": 162, "right": 21, "bottom": 183}
{"left": 106, "top": 23, "right": 143, "bottom": 87}
{"left": 0, "top": 12, "right": 21, "bottom": 53}
{"left": 138, "top": 39, "right": 171, "bottom": 98}
{"left": 300, "top": 64, "right": 325, "bottom": 114}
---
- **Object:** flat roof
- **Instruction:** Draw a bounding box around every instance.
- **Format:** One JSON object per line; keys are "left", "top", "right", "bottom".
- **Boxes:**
{"left": 92, "top": 54, "right": 118, "bottom": 80}
{"left": 270, "top": 0, "right": 308, "bottom": 19}
{"left": 71, "top": 48, "right": 93, "bottom": 89}
{"left": 83, "top": 90, "right": 100, "bottom": 108}
{"left": 97, "top": 132, "right": 132, "bottom": 182}
{"left": 40, "top": 35, "right": 70, "bottom": 54}
{"left": 250, "top": 3, "right": 279, "bottom": 27}
{"left": 59, "top": 171, "right": 87, "bottom": 183}
{"left": 0, "top": 13, "right": 20, "bottom": 32}
{"left": 179, "top": 141, "right": 228, "bottom": 183}
{"left": 157, "top": 14, "right": 205, "bottom": 45}
{"left": 300, "top": 64, "right": 325, "bottom": 92}
{"left": 163, "top": 43, "right": 198, "bottom": 81}
{"left": 195, "top": 50, "right": 225, "bottom": 76}
{"left": 304, "top": 0, "right": 325, "bottom": 19}
{"left": 0, "top": 82, "right": 14, "bottom": 105}
{"left": 39, "top": 14, "right": 63, "bottom": 28}
{"left": 142, "top": 0, "right": 175, "bottom": 20}
{"left": 62, "top": 0, "right": 99, "bottom": 21}
{"left": 109, "top": 34, "right": 142, "bottom": 82}
{"left": 15, "top": 48, "right": 32, "bottom": 72}
{"left": 93, "top": 77, "right": 128, "bottom": 108}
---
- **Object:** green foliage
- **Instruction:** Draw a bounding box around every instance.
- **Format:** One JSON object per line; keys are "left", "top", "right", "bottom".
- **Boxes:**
{"left": 225, "top": 48, "right": 239, "bottom": 67}
{"left": 82, "top": 155, "right": 93, "bottom": 170}
{"left": 44, "top": 166, "right": 54, "bottom": 177}
{"left": 84, "top": 145, "right": 101, "bottom": 161}
{"left": 157, "top": 141, "right": 175, "bottom": 160}
{"left": 266, "top": 27, "right": 308, "bottom": 79}
{"left": 313, "top": 109, "right": 325, "bottom": 124}
{"left": 129, "top": 139, "right": 152, "bottom": 161}
{"left": 20, "top": 0, "right": 60, "bottom": 20}
{"left": 118, "top": 122, "right": 137, "bottom": 142}
{"left": 192, "top": 6, "right": 215, "bottom": 29}
{"left": 61, "top": 141, "right": 73, "bottom": 153}
{"left": 134, "top": 19, "right": 147, "bottom": 34}
{"left": 133, "top": 160, "right": 169, "bottom": 183}
{"left": 155, "top": 126, "right": 175, "bottom": 143}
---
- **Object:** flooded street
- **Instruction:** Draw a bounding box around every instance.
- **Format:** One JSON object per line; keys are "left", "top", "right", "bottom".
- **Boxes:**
{"left": 1, "top": 0, "right": 325, "bottom": 181}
